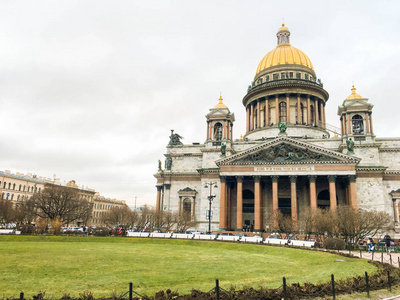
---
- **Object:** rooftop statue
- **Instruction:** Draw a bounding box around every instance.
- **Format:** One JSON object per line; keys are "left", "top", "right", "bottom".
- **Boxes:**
{"left": 221, "top": 143, "right": 226, "bottom": 156}
{"left": 168, "top": 129, "right": 183, "bottom": 146}
{"left": 346, "top": 138, "right": 355, "bottom": 155}
{"left": 278, "top": 122, "right": 287, "bottom": 135}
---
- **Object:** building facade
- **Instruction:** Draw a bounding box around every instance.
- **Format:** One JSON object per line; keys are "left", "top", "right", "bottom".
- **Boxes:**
{"left": 154, "top": 24, "right": 400, "bottom": 236}
{"left": 90, "top": 193, "right": 128, "bottom": 226}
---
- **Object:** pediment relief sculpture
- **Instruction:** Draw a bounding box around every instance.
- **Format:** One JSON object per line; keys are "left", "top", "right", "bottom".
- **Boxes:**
{"left": 229, "top": 143, "right": 340, "bottom": 164}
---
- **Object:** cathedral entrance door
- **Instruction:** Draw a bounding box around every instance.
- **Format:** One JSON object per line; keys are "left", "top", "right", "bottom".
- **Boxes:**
{"left": 242, "top": 189, "right": 254, "bottom": 231}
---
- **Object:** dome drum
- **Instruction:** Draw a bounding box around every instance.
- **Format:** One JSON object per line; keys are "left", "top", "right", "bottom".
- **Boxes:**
{"left": 244, "top": 124, "right": 330, "bottom": 140}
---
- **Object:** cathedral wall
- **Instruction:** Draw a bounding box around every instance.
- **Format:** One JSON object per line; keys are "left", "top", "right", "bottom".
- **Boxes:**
{"left": 354, "top": 147, "right": 381, "bottom": 165}
{"left": 380, "top": 151, "right": 400, "bottom": 169}
{"left": 202, "top": 152, "right": 222, "bottom": 169}
{"left": 170, "top": 156, "right": 202, "bottom": 172}
{"left": 356, "top": 177, "right": 388, "bottom": 212}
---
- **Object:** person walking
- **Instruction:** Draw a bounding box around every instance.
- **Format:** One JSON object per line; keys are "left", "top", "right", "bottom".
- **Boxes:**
{"left": 385, "top": 235, "right": 391, "bottom": 254}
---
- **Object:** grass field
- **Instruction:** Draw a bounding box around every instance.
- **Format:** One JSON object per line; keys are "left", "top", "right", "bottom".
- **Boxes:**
{"left": 0, "top": 235, "right": 377, "bottom": 298}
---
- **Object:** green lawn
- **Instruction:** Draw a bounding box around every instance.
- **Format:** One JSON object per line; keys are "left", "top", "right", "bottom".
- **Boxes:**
{"left": 0, "top": 235, "right": 377, "bottom": 298}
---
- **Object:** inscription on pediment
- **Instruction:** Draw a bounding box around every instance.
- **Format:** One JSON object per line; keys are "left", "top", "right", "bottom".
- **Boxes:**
{"left": 234, "top": 143, "right": 340, "bottom": 164}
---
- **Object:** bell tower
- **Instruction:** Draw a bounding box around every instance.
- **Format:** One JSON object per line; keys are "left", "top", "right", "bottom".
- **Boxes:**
{"left": 338, "top": 85, "right": 374, "bottom": 142}
{"left": 205, "top": 96, "right": 235, "bottom": 145}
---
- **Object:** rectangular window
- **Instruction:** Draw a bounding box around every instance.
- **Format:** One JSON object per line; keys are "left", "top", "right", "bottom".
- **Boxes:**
{"left": 281, "top": 72, "right": 285, "bottom": 79}
{"left": 273, "top": 73, "right": 279, "bottom": 80}
{"left": 296, "top": 72, "right": 301, "bottom": 79}
{"left": 265, "top": 75, "right": 270, "bottom": 82}
{"left": 305, "top": 74, "right": 309, "bottom": 80}
{"left": 289, "top": 72, "right": 293, "bottom": 78}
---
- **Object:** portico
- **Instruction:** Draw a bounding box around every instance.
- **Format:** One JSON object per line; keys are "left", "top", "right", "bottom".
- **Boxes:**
{"left": 216, "top": 136, "right": 360, "bottom": 232}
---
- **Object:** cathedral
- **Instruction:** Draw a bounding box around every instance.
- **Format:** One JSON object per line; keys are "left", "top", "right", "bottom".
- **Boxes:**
{"left": 154, "top": 24, "right": 400, "bottom": 236}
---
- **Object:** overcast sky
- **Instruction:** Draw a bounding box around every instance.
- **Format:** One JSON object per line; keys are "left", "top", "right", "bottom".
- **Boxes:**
{"left": 0, "top": 1, "right": 399, "bottom": 207}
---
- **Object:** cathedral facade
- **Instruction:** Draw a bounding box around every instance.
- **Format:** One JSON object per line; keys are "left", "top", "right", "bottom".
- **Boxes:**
{"left": 154, "top": 24, "right": 400, "bottom": 236}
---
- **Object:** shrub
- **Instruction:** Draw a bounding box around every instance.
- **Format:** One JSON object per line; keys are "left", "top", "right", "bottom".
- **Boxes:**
{"left": 20, "top": 224, "right": 35, "bottom": 235}
{"left": 50, "top": 218, "right": 62, "bottom": 235}
{"left": 324, "top": 237, "right": 346, "bottom": 250}
{"left": 92, "top": 227, "right": 110, "bottom": 236}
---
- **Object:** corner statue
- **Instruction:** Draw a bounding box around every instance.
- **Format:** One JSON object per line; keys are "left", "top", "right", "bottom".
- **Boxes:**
{"left": 220, "top": 143, "right": 226, "bottom": 156}
{"left": 278, "top": 122, "right": 287, "bottom": 135}
{"left": 346, "top": 138, "right": 355, "bottom": 154}
{"left": 158, "top": 160, "right": 163, "bottom": 172}
{"left": 168, "top": 129, "right": 183, "bottom": 146}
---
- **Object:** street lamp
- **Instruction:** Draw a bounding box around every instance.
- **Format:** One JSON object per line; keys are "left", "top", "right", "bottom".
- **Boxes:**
{"left": 204, "top": 182, "right": 218, "bottom": 234}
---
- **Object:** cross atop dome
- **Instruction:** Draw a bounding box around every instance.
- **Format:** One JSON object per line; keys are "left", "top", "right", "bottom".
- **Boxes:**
{"left": 214, "top": 95, "right": 228, "bottom": 109}
{"left": 346, "top": 84, "right": 363, "bottom": 100}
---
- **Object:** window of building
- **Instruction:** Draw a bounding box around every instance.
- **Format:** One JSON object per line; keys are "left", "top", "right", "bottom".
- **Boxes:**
{"left": 11, "top": 194, "right": 14, "bottom": 200}
{"left": 27, "top": 186, "right": 30, "bottom": 193}
{"left": 265, "top": 75, "right": 270, "bottom": 82}
{"left": 17, "top": 195, "right": 20, "bottom": 201}
{"left": 257, "top": 78, "right": 263, "bottom": 85}
{"left": 305, "top": 74, "right": 309, "bottom": 80}
{"left": 13, "top": 183, "right": 15, "bottom": 190}
{"left": 289, "top": 72, "right": 294, "bottom": 78}
{"left": 352, "top": 115, "right": 364, "bottom": 134}
{"left": 279, "top": 102, "right": 287, "bottom": 123}
{"left": 296, "top": 72, "right": 301, "bottom": 79}
{"left": 213, "top": 123, "right": 223, "bottom": 140}
{"left": 295, "top": 102, "right": 305, "bottom": 124}
{"left": 19, "top": 184, "right": 21, "bottom": 191}
{"left": 8, "top": 183, "right": 11, "bottom": 189}
{"left": 182, "top": 198, "right": 192, "bottom": 216}
{"left": 268, "top": 105, "right": 272, "bottom": 125}
{"left": 23, "top": 185, "right": 25, "bottom": 192}
{"left": 281, "top": 72, "right": 286, "bottom": 79}
{"left": 273, "top": 73, "right": 279, "bottom": 80}
{"left": 310, "top": 105, "right": 315, "bottom": 124}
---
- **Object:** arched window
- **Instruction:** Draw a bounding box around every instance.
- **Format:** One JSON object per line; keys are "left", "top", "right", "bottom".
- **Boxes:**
{"left": 279, "top": 102, "right": 287, "bottom": 123}
{"left": 23, "top": 185, "right": 26, "bottom": 191}
{"left": 11, "top": 194, "right": 14, "bottom": 200}
{"left": 13, "top": 183, "right": 15, "bottom": 190}
{"left": 8, "top": 183, "right": 11, "bottom": 189}
{"left": 214, "top": 123, "right": 223, "bottom": 140}
{"left": 3, "top": 182, "right": 5, "bottom": 189}
{"left": 310, "top": 105, "right": 315, "bottom": 124}
{"left": 19, "top": 184, "right": 21, "bottom": 191}
{"left": 182, "top": 198, "right": 192, "bottom": 216}
{"left": 352, "top": 115, "right": 364, "bottom": 134}
{"left": 27, "top": 186, "right": 30, "bottom": 193}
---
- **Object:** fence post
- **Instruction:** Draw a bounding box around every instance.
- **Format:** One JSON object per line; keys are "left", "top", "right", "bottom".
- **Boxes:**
{"left": 283, "top": 277, "right": 287, "bottom": 299}
{"left": 216, "top": 279, "right": 220, "bottom": 300}
{"left": 372, "top": 252, "right": 374, "bottom": 261}
{"left": 331, "top": 274, "right": 336, "bottom": 300}
{"left": 381, "top": 252, "right": 383, "bottom": 264}
{"left": 398, "top": 256, "right": 400, "bottom": 267}
{"left": 365, "top": 272, "right": 370, "bottom": 298}
{"left": 360, "top": 249, "right": 362, "bottom": 258}
{"left": 19, "top": 292, "right": 24, "bottom": 300}
{"left": 129, "top": 282, "right": 133, "bottom": 300}
{"left": 387, "top": 271, "right": 391, "bottom": 292}
{"left": 390, "top": 254, "right": 392, "bottom": 265}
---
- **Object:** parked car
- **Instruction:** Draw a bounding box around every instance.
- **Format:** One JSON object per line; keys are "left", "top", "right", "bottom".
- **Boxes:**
{"left": 235, "top": 233, "right": 248, "bottom": 237}
{"left": 220, "top": 232, "right": 234, "bottom": 236}
{"left": 267, "top": 233, "right": 281, "bottom": 239}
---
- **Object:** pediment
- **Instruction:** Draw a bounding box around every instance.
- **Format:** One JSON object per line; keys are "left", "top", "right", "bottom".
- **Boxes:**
{"left": 216, "top": 137, "right": 360, "bottom": 166}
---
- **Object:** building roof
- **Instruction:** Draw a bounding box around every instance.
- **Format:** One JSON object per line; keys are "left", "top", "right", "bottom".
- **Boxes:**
{"left": 346, "top": 85, "right": 363, "bottom": 100}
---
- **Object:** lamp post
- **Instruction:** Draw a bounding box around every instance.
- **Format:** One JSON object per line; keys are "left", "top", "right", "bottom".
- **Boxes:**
{"left": 204, "top": 182, "right": 218, "bottom": 234}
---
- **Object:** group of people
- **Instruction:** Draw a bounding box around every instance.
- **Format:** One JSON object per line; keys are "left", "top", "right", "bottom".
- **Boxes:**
{"left": 367, "top": 235, "right": 393, "bottom": 254}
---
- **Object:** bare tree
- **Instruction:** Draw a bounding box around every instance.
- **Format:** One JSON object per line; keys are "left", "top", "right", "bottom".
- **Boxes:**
{"left": 101, "top": 206, "right": 131, "bottom": 228}
{"left": 313, "top": 208, "right": 337, "bottom": 244}
{"left": 273, "top": 210, "right": 293, "bottom": 236}
{"left": 29, "top": 185, "right": 93, "bottom": 225}
{"left": 0, "top": 199, "right": 17, "bottom": 223}
{"left": 336, "top": 206, "right": 391, "bottom": 244}
{"left": 174, "top": 212, "right": 196, "bottom": 233}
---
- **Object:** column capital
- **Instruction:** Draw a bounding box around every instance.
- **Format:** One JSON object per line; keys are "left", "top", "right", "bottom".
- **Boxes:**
{"left": 328, "top": 175, "right": 337, "bottom": 182}
{"left": 289, "top": 175, "right": 297, "bottom": 183}
{"left": 164, "top": 184, "right": 171, "bottom": 189}
{"left": 236, "top": 176, "right": 243, "bottom": 183}
{"left": 308, "top": 175, "right": 317, "bottom": 182}
{"left": 220, "top": 176, "right": 227, "bottom": 183}
{"left": 253, "top": 175, "right": 261, "bottom": 182}
{"left": 271, "top": 175, "right": 279, "bottom": 182}
{"left": 156, "top": 186, "right": 163, "bottom": 191}
{"left": 348, "top": 175, "right": 357, "bottom": 182}
{"left": 307, "top": 95, "right": 311, "bottom": 100}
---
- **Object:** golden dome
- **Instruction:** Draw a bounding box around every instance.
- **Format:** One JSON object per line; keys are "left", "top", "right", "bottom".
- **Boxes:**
{"left": 346, "top": 85, "right": 363, "bottom": 100}
{"left": 256, "top": 45, "right": 314, "bottom": 74}
{"left": 278, "top": 23, "right": 289, "bottom": 32}
{"left": 214, "top": 95, "right": 228, "bottom": 109}
{"left": 255, "top": 24, "right": 314, "bottom": 76}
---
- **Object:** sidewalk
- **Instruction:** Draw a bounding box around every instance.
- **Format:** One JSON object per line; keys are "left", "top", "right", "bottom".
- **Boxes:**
{"left": 339, "top": 250, "right": 400, "bottom": 267}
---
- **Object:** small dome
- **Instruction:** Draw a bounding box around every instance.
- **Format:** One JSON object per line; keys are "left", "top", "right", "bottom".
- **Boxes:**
{"left": 278, "top": 23, "right": 289, "bottom": 32}
{"left": 255, "top": 24, "right": 314, "bottom": 76}
{"left": 346, "top": 85, "right": 363, "bottom": 100}
{"left": 214, "top": 95, "right": 228, "bottom": 109}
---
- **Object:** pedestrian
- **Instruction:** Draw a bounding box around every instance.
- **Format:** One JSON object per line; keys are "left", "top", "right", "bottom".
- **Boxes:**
{"left": 385, "top": 235, "right": 391, "bottom": 254}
